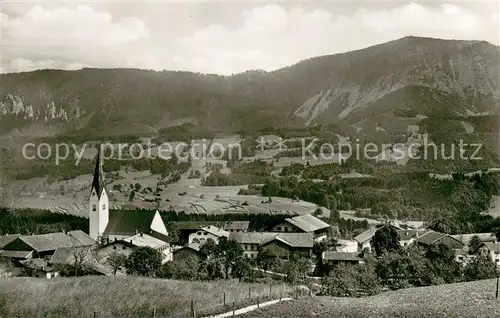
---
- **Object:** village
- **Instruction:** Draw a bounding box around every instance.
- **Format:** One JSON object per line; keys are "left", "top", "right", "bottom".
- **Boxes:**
{"left": 1, "top": 144, "right": 500, "bottom": 281}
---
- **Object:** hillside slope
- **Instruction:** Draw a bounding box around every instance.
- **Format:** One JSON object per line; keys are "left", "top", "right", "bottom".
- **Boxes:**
{"left": 238, "top": 279, "right": 500, "bottom": 318}
{"left": 1, "top": 36, "right": 499, "bottom": 137}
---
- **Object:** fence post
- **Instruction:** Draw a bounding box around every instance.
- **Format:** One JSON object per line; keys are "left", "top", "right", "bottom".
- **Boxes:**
{"left": 94, "top": 311, "right": 97, "bottom": 318}
{"left": 269, "top": 284, "right": 272, "bottom": 295}
{"left": 223, "top": 292, "right": 226, "bottom": 307}
{"left": 152, "top": 307, "right": 156, "bottom": 317}
{"left": 257, "top": 296, "right": 259, "bottom": 309}
{"left": 248, "top": 287, "right": 251, "bottom": 299}
{"left": 280, "top": 292, "right": 282, "bottom": 302}
{"left": 232, "top": 301, "right": 235, "bottom": 316}
{"left": 496, "top": 276, "right": 499, "bottom": 299}
{"left": 191, "top": 299, "right": 197, "bottom": 318}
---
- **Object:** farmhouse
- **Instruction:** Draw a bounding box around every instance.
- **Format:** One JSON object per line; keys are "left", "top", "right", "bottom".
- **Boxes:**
{"left": 416, "top": 230, "right": 464, "bottom": 250}
{"left": 230, "top": 232, "right": 314, "bottom": 260}
{"left": 269, "top": 214, "right": 330, "bottom": 240}
{"left": 481, "top": 242, "right": 500, "bottom": 265}
{"left": 334, "top": 240, "right": 358, "bottom": 253}
{"left": 170, "top": 221, "right": 249, "bottom": 244}
{"left": 1, "top": 231, "right": 94, "bottom": 259}
{"left": 188, "top": 226, "right": 229, "bottom": 245}
{"left": 99, "top": 232, "right": 173, "bottom": 263}
{"left": 354, "top": 227, "right": 378, "bottom": 252}
{"left": 172, "top": 242, "right": 203, "bottom": 262}
{"left": 322, "top": 251, "right": 364, "bottom": 268}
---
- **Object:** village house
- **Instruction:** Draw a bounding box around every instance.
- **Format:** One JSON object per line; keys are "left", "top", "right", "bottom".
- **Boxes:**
{"left": 170, "top": 221, "right": 249, "bottom": 244}
{"left": 172, "top": 242, "right": 203, "bottom": 263}
{"left": 481, "top": 242, "right": 500, "bottom": 265}
{"left": 1, "top": 230, "right": 94, "bottom": 260}
{"left": 354, "top": 227, "right": 378, "bottom": 252}
{"left": 415, "top": 230, "right": 464, "bottom": 251}
{"left": 99, "top": 232, "right": 173, "bottom": 263}
{"left": 322, "top": 251, "right": 364, "bottom": 268}
{"left": 269, "top": 214, "right": 330, "bottom": 241}
{"left": 230, "top": 232, "right": 314, "bottom": 260}
{"left": 188, "top": 226, "right": 229, "bottom": 245}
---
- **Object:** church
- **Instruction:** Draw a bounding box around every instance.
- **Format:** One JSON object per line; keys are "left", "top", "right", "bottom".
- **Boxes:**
{"left": 88, "top": 147, "right": 173, "bottom": 261}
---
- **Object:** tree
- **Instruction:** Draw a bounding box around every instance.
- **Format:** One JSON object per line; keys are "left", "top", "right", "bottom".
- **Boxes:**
{"left": 233, "top": 256, "right": 251, "bottom": 282}
{"left": 125, "top": 247, "right": 162, "bottom": 277}
{"left": 107, "top": 251, "right": 127, "bottom": 275}
{"left": 370, "top": 224, "right": 400, "bottom": 257}
{"left": 462, "top": 254, "right": 497, "bottom": 281}
{"left": 468, "top": 235, "right": 483, "bottom": 255}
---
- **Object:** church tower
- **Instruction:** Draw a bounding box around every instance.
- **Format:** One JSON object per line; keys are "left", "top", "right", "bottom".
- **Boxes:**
{"left": 89, "top": 145, "right": 109, "bottom": 240}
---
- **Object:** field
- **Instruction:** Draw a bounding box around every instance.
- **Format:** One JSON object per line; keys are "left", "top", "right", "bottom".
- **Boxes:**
{"left": 0, "top": 276, "right": 290, "bottom": 318}
{"left": 238, "top": 279, "right": 500, "bottom": 318}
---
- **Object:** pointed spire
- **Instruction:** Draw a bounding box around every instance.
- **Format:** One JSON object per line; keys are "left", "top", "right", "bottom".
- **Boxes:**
{"left": 91, "top": 144, "right": 105, "bottom": 198}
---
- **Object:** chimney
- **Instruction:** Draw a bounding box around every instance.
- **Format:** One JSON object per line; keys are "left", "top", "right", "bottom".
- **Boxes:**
{"left": 114, "top": 237, "right": 117, "bottom": 242}
{"left": 140, "top": 232, "right": 143, "bottom": 237}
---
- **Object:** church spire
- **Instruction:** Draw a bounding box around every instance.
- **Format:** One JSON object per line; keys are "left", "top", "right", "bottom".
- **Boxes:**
{"left": 91, "top": 144, "right": 105, "bottom": 198}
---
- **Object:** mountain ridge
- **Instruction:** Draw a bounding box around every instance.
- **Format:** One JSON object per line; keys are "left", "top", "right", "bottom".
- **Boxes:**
{"left": 1, "top": 36, "right": 499, "bottom": 138}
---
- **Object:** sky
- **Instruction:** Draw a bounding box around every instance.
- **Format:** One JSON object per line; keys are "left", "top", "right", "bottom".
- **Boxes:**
{"left": 0, "top": 1, "right": 499, "bottom": 75}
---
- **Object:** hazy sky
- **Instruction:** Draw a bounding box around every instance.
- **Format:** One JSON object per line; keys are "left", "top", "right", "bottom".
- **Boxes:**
{"left": 1, "top": 1, "right": 499, "bottom": 75}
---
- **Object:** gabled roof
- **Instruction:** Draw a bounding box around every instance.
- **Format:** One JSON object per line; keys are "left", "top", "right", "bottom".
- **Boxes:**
{"left": 451, "top": 233, "right": 496, "bottom": 246}
{"left": 15, "top": 232, "right": 92, "bottom": 253}
{"left": 416, "top": 230, "right": 463, "bottom": 246}
{"left": 284, "top": 214, "right": 330, "bottom": 233}
{"left": 0, "top": 250, "right": 33, "bottom": 259}
{"left": 49, "top": 246, "right": 91, "bottom": 265}
{"left": 261, "top": 233, "right": 314, "bottom": 248}
{"left": 174, "top": 242, "right": 202, "bottom": 253}
{"left": 67, "top": 230, "right": 95, "bottom": 246}
{"left": 0, "top": 234, "right": 21, "bottom": 249}
{"left": 323, "top": 251, "right": 363, "bottom": 262}
{"left": 170, "top": 221, "right": 249, "bottom": 231}
{"left": 483, "top": 242, "right": 500, "bottom": 253}
{"left": 230, "top": 232, "right": 313, "bottom": 248}
{"left": 229, "top": 232, "right": 276, "bottom": 244}
{"left": 90, "top": 146, "right": 106, "bottom": 199}
{"left": 123, "top": 233, "right": 169, "bottom": 249}
{"left": 199, "top": 226, "right": 229, "bottom": 238}
{"left": 104, "top": 210, "right": 159, "bottom": 235}
{"left": 354, "top": 227, "right": 378, "bottom": 244}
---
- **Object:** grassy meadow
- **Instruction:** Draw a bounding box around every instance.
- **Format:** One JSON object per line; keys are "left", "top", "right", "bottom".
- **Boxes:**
{"left": 0, "top": 276, "right": 291, "bottom": 318}
{"left": 238, "top": 278, "right": 500, "bottom": 317}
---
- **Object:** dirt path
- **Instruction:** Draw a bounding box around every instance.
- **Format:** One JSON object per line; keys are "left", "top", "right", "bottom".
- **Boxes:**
{"left": 203, "top": 298, "right": 293, "bottom": 318}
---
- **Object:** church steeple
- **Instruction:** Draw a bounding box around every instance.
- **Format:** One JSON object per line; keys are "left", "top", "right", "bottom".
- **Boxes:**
{"left": 90, "top": 145, "right": 105, "bottom": 199}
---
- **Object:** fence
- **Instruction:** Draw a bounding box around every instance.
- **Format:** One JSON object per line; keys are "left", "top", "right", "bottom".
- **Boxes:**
{"left": 80, "top": 283, "right": 305, "bottom": 318}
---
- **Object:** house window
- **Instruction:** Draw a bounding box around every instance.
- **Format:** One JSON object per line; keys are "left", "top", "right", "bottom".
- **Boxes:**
{"left": 92, "top": 205, "right": 96, "bottom": 211}
{"left": 113, "top": 246, "right": 117, "bottom": 250}
{"left": 122, "top": 246, "right": 126, "bottom": 250}
{"left": 277, "top": 227, "right": 281, "bottom": 231}
{"left": 284, "top": 227, "right": 288, "bottom": 232}
{"left": 102, "top": 204, "right": 106, "bottom": 210}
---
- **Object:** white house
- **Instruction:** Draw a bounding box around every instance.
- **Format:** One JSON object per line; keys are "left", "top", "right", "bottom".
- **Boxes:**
{"left": 482, "top": 242, "right": 500, "bottom": 266}
{"left": 188, "top": 226, "right": 229, "bottom": 245}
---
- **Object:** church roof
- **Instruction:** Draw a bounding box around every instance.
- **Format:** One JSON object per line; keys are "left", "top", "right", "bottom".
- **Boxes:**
{"left": 90, "top": 146, "right": 105, "bottom": 199}
{"left": 104, "top": 210, "right": 159, "bottom": 236}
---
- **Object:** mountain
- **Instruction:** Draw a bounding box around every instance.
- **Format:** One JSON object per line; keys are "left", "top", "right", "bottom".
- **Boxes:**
{"left": 1, "top": 36, "right": 499, "bottom": 138}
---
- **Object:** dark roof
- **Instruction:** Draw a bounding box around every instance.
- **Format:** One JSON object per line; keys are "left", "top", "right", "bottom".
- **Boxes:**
{"left": 15, "top": 232, "right": 91, "bottom": 252}
{"left": 261, "top": 233, "right": 314, "bottom": 248}
{"left": 0, "top": 234, "right": 21, "bottom": 249}
{"left": 104, "top": 210, "right": 157, "bottom": 235}
{"left": 174, "top": 242, "right": 202, "bottom": 253}
{"left": 416, "top": 230, "right": 462, "bottom": 247}
{"left": 230, "top": 232, "right": 314, "bottom": 248}
{"left": 49, "top": 246, "right": 91, "bottom": 265}
{"left": 170, "top": 221, "right": 249, "bottom": 231}
{"left": 323, "top": 251, "right": 363, "bottom": 262}
{"left": 90, "top": 146, "right": 106, "bottom": 199}
{"left": 67, "top": 230, "right": 95, "bottom": 246}
{"left": 0, "top": 250, "right": 33, "bottom": 259}
{"left": 149, "top": 230, "right": 173, "bottom": 243}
